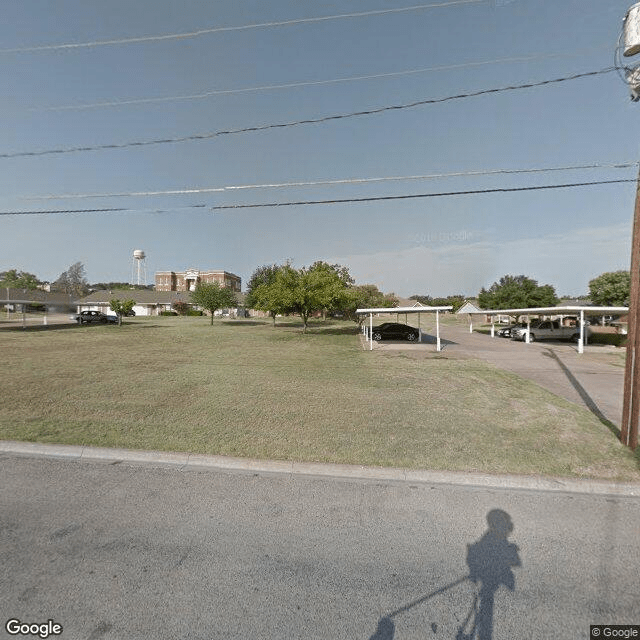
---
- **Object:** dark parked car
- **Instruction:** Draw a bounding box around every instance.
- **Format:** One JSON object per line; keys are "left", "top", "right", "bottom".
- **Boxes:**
{"left": 74, "top": 310, "right": 118, "bottom": 325}
{"left": 497, "top": 324, "right": 525, "bottom": 338}
{"left": 371, "top": 322, "right": 419, "bottom": 342}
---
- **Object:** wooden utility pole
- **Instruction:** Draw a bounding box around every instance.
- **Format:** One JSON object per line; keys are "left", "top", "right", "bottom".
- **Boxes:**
{"left": 621, "top": 167, "right": 640, "bottom": 450}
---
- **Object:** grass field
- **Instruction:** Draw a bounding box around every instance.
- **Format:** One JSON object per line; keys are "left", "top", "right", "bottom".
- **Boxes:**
{"left": 1, "top": 315, "right": 638, "bottom": 480}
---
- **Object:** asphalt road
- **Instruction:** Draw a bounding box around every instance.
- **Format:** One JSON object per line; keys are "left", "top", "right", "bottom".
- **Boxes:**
{"left": 1, "top": 455, "right": 639, "bottom": 640}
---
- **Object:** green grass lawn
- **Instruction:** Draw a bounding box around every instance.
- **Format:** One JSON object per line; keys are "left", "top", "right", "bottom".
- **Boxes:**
{"left": 1, "top": 315, "right": 638, "bottom": 480}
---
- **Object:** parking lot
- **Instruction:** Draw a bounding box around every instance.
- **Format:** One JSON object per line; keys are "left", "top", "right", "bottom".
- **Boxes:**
{"left": 364, "top": 321, "right": 625, "bottom": 428}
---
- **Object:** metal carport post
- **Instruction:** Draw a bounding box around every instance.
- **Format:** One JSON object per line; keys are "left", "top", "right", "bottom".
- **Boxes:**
{"left": 370, "top": 312, "right": 373, "bottom": 351}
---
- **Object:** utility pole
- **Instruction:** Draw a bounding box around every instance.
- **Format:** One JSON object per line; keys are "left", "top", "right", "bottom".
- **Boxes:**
{"left": 621, "top": 168, "right": 640, "bottom": 450}
{"left": 620, "top": 3, "right": 640, "bottom": 450}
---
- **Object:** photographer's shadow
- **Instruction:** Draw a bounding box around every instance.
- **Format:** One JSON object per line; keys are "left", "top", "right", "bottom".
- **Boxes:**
{"left": 369, "top": 509, "right": 521, "bottom": 640}
{"left": 457, "top": 509, "right": 521, "bottom": 640}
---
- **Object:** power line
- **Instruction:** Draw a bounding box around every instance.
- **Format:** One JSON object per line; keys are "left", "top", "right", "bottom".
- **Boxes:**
{"left": 20, "top": 162, "right": 640, "bottom": 201}
{"left": 0, "top": 207, "right": 129, "bottom": 216}
{"left": 29, "top": 47, "right": 609, "bottom": 112}
{"left": 0, "top": 1, "right": 482, "bottom": 54}
{"left": 0, "top": 68, "right": 618, "bottom": 160}
{"left": 1, "top": 179, "right": 636, "bottom": 215}
{"left": 208, "top": 179, "right": 638, "bottom": 210}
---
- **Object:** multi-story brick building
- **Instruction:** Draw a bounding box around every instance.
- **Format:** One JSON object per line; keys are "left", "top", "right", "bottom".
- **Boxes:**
{"left": 155, "top": 269, "right": 241, "bottom": 293}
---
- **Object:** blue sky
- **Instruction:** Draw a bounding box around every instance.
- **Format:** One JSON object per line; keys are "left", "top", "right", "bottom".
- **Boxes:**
{"left": 0, "top": 0, "right": 638, "bottom": 297}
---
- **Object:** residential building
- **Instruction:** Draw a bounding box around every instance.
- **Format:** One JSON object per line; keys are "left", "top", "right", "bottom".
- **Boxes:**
{"left": 76, "top": 289, "right": 247, "bottom": 317}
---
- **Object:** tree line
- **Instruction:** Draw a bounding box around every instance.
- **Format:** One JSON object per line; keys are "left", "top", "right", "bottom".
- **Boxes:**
{"left": 0, "top": 262, "right": 150, "bottom": 297}
{"left": 474, "top": 271, "right": 630, "bottom": 309}
{"left": 1, "top": 261, "right": 631, "bottom": 326}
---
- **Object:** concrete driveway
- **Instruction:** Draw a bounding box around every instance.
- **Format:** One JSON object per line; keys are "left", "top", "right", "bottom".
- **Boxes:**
{"left": 364, "top": 322, "right": 625, "bottom": 428}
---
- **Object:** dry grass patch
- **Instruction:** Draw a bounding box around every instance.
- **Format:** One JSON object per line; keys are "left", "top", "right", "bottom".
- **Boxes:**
{"left": 1, "top": 316, "right": 638, "bottom": 480}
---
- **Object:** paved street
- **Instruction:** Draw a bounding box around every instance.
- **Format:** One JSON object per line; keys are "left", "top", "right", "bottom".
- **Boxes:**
{"left": 1, "top": 455, "right": 638, "bottom": 639}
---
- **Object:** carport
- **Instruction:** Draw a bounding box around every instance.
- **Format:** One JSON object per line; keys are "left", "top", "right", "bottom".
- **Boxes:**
{"left": 356, "top": 306, "right": 453, "bottom": 351}
{"left": 466, "top": 305, "right": 628, "bottom": 354}
{"left": 1, "top": 288, "right": 75, "bottom": 327}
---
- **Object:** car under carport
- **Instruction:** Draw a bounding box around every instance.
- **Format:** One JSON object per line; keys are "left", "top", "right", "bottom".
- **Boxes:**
{"left": 356, "top": 306, "right": 453, "bottom": 351}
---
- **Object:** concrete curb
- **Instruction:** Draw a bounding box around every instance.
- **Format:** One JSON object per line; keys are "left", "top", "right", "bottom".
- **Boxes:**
{"left": 2, "top": 440, "right": 639, "bottom": 497}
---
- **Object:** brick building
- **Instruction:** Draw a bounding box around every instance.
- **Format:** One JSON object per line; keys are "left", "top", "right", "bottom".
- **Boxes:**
{"left": 155, "top": 269, "right": 241, "bottom": 293}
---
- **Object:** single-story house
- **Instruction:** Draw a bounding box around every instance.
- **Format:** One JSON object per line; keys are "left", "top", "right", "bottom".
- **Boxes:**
{"left": 76, "top": 289, "right": 247, "bottom": 317}
{"left": 456, "top": 301, "right": 482, "bottom": 315}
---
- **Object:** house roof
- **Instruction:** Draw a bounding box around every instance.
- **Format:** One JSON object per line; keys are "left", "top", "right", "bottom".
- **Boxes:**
{"left": 77, "top": 290, "right": 194, "bottom": 304}
{"left": 0, "top": 288, "right": 75, "bottom": 305}
{"left": 456, "top": 302, "right": 481, "bottom": 314}
{"left": 77, "top": 289, "right": 246, "bottom": 306}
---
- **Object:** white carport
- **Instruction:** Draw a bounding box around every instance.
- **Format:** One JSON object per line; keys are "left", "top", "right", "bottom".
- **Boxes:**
{"left": 467, "top": 305, "right": 628, "bottom": 354}
{"left": 356, "top": 306, "right": 453, "bottom": 351}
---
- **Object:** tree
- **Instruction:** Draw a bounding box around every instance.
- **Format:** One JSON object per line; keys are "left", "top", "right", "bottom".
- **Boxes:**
{"left": 344, "top": 284, "right": 398, "bottom": 322}
{"left": 478, "top": 275, "right": 558, "bottom": 310}
{"left": 283, "top": 262, "right": 353, "bottom": 332}
{"left": 409, "top": 294, "right": 433, "bottom": 305}
{"left": 249, "top": 262, "right": 352, "bottom": 332}
{"left": 53, "top": 262, "right": 89, "bottom": 297}
{"left": 0, "top": 269, "right": 41, "bottom": 290}
{"left": 245, "top": 264, "right": 283, "bottom": 324}
{"left": 247, "top": 262, "right": 353, "bottom": 329}
{"left": 190, "top": 282, "right": 237, "bottom": 325}
{"left": 91, "top": 281, "right": 152, "bottom": 291}
{"left": 309, "top": 261, "right": 354, "bottom": 287}
{"left": 305, "top": 261, "right": 353, "bottom": 320}
{"left": 410, "top": 293, "right": 467, "bottom": 312}
{"left": 588, "top": 271, "right": 630, "bottom": 306}
{"left": 109, "top": 299, "right": 135, "bottom": 326}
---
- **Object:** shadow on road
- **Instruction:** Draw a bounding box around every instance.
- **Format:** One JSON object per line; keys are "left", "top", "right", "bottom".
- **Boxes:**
{"left": 543, "top": 348, "right": 620, "bottom": 438}
{"left": 419, "top": 333, "right": 458, "bottom": 347}
{"left": 368, "top": 509, "right": 521, "bottom": 640}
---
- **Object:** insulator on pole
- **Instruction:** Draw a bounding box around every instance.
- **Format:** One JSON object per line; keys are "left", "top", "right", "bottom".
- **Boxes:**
{"left": 627, "top": 66, "right": 640, "bottom": 101}
{"left": 624, "top": 3, "right": 640, "bottom": 57}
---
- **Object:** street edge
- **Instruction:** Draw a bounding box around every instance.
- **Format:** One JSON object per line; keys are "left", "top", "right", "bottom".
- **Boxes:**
{"left": 1, "top": 440, "right": 639, "bottom": 496}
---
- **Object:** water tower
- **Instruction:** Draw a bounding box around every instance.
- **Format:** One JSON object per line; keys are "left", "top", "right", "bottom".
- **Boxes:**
{"left": 131, "top": 249, "right": 148, "bottom": 286}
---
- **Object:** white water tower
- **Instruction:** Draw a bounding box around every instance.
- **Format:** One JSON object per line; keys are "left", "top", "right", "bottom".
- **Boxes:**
{"left": 131, "top": 249, "right": 148, "bottom": 286}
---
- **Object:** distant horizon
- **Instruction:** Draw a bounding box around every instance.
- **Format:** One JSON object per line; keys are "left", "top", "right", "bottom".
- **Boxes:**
{"left": 0, "top": 1, "right": 636, "bottom": 299}
{"left": 6, "top": 263, "right": 601, "bottom": 301}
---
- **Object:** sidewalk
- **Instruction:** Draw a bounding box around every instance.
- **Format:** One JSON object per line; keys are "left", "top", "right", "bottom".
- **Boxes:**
{"left": 2, "top": 439, "right": 639, "bottom": 496}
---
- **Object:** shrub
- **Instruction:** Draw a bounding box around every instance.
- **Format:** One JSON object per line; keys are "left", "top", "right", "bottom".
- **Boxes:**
{"left": 588, "top": 333, "right": 627, "bottom": 347}
{"left": 172, "top": 301, "right": 190, "bottom": 315}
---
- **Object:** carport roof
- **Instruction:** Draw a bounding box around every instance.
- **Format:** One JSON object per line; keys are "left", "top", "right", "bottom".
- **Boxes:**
{"left": 356, "top": 306, "right": 453, "bottom": 314}
{"left": 466, "top": 305, "right": 628, "bottom": 316}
